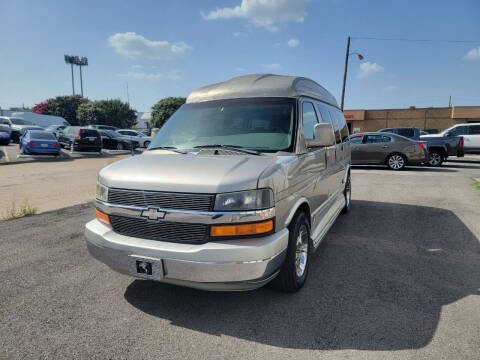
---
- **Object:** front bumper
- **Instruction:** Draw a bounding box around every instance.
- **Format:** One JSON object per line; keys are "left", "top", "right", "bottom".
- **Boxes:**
{"left": 85, "top": 219, "right": 288, "bottom": 291}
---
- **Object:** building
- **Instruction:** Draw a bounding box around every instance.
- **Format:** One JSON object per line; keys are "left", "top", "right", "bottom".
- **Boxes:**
{"left": 135, "top": 112, "right": 151, "bottom": 131}
{"left": 343, "top": 106, "right": 480, "bottom": 134}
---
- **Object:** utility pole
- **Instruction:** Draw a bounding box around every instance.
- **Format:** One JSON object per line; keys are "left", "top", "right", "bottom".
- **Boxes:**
{"left": 126, "top": 83, "right": 130, "bottom": 105}
{"left": 340, "top": 36, "right": 351, "bottom": 111}
{"left": 340, "top": 36, "right": 364, "bottom": 111}
{"left": 65, "top": 55, "right": 88, "bottom": 97}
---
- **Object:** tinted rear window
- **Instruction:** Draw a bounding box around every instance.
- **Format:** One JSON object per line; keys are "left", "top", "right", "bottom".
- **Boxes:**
{"left": 397, "top": 129, "right": 415, "bottom": 138}
{"left": 81, "top": 129, "right": 100, "bottom": 137}
{"left": 30, "top": 132, "right": 56, "bottom": 140}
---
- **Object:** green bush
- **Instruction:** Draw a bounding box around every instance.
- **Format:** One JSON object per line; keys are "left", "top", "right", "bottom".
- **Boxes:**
{"left": 77, "top": 99, "right": 137, "bottom": 128}
{"left": 33, "top": 95, "right": 88, "bottom": 125}
{"left": 151, "top": 97, "right": 186, "bottom": 128}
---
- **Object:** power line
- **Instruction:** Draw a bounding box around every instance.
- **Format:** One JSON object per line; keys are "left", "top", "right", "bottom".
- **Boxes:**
{"left": 352, "top": 37, "right": 480, "bottom": 44}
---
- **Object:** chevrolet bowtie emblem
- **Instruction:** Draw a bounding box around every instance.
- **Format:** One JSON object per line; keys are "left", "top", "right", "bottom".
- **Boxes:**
{"left": 141, "top": 208, "right": 167, "bottom": 221}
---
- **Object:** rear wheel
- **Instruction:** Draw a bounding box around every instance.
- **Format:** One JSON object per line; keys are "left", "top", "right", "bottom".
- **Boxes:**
{"left": 387, "top": 154, "right": 406, "bottom": 170}
{"left": 70, "top": 142, "right": 75, "bottom": 152}
{"left": 427, "top": 150, "right": 443, "bottom": 167}
{"left": 341, "top": 172, "right": 351, "bottom": 214}
{"left": 270, "top": 212, "right": 310, "bottom": 292}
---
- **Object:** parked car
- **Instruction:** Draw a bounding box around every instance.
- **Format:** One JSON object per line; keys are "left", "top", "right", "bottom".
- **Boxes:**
{"left": 0, "top": 116, "right": 43, "bottom": 143}
{"left": 87, "top": 124, "right": 119, "bottom": 132}
{"left": 19, "top": 130, "right": 61, "bottom": 156}
{"left": 0, "top": 131, "right": 10, "bottom": 145}
{"left": 116, "top": 129, "right": 153, "bottom": 148}
{"left": 45, "top": 124, "right": 67, "bottom": 138}
{"left": 98, "top": 130, "right": 138, "bottom": 150}
{"left": 58, "top": 126, "right": 102, "bottom": 152}
{"left": 422, "top": 123, "right": 480, "bottom": 155}
{"left": 85, "top": 74, "right": 351, "bottom": 293}
{"left": 350, "top": 132, "right": 428, "bottom": 170}
{"left": 378, "top": 127, "right": 464, "bottom": 166}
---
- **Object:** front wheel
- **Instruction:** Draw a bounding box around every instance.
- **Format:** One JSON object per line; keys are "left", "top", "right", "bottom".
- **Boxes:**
{"left": 143, "top": 140, "right": 151, "bottom": 148}
{"left": 427, "top": 150, "right": 443, "bottom": 167}
{"left": 387, "top": 154, "right": 406, "bottom": 170}
{"left": 270, "top": 212, "right": 310, "bottom": 292}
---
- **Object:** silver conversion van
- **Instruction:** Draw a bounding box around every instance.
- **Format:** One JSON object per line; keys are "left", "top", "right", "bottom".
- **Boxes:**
{"left": 85, "top": 74, "right": 351, "bottom": 292}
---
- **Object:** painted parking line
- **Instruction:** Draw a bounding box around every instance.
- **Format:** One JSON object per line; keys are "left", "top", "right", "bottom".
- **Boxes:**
{"left": 2, "top": 146, "right": 10, "bottom": 163}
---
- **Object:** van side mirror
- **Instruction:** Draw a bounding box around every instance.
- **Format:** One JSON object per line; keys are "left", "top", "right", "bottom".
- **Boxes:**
{"left": 306, "top": 123, "right": 336, "bottom": 148}
{"left": 445, "top": 132, "right": 451, "bottom": 137}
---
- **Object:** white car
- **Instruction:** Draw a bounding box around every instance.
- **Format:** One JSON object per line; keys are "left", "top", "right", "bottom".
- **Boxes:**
{"left": 422, "top": 123, "right": 480, "bottom": 154}
{"left": 116, "top": 129, "right": 153, "bottom": 148}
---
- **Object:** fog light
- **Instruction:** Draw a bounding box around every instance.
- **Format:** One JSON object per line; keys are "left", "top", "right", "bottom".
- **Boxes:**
{"left": 210, "top": 219, "right": 273, "bottom": 237}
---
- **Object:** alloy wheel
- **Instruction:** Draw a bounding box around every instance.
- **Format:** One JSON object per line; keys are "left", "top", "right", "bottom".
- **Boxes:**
{"left": 428, "top": 152, "right": 442, "bottom": 166}
{"left": 295, "top": 225, "right": 309, "bottom": 277}
{"left": 388, "top": 155, "right": 405, "bottom": 170}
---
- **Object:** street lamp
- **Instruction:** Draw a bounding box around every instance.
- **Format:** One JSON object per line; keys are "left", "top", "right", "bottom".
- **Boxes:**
{"left": 340, "top": 36, "right": 364, "bottom": 111}
{"left": 64, "top": 55, "right": 88, "bottom": 97}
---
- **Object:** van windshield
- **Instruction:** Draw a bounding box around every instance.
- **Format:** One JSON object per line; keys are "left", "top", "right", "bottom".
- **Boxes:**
{"left": 150, "top": 98, "right": 296, "bottom": 152}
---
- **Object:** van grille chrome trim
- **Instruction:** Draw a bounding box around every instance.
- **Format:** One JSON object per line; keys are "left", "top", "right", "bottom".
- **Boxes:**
{"left": 109, "top": 215, "right": 209, "bottom": 243}
{"left": 107, "top": 188, "right": 214, "bottom": 211}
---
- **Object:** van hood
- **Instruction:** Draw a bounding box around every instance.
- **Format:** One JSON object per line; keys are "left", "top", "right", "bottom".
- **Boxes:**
{"left": 99, "top": 151, "right": 278, "bottom": 194}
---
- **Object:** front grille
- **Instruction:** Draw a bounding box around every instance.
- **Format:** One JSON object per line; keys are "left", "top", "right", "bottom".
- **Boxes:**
{"left": 107, "top": 188, "right": 213, "bottom": 211}
{"left": 110, "top": 215, "right": 209, "bottom": 243}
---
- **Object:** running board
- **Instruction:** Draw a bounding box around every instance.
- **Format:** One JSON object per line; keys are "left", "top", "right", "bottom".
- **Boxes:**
{"left": 311, "top": 192, "right": 345, "bottom": 250}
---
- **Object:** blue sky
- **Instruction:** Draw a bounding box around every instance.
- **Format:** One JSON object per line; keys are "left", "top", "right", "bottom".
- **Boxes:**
{"left": 1, "top": 0, "right": 479, "bottom": 112}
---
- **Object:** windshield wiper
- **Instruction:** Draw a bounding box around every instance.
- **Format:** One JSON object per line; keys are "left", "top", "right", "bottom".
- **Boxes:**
{"left": 194, "top": 144, "right": 260, "bottom": 155}
{"left": 147, "top": 146, "right": 186, "bottom": 154}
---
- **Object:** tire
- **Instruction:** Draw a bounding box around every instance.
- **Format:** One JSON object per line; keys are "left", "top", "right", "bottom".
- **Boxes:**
{"left": 143, "top": 140, "right": 151, "bottom": 148}
{"left": 117, "top": 143, "right": 124, "bottom": 150}
{"left": 427, "top": 150, "right": 443, "bottom": 167}
{"left": 70, "top": 142, "right": 75, "bottom": 152}
{"left": 270, "top": 212, "right": 310, "bottom": 292}
{"left": 341, "top": 172, "right": 351, "bottom": 214}
{"left": 386, "top": 153, "right": 406, "bottom": 170}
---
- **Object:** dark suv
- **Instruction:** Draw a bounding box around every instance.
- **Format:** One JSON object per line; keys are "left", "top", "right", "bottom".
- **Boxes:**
{"left": 58, "top": 127, "right": 102, "bottom": 152}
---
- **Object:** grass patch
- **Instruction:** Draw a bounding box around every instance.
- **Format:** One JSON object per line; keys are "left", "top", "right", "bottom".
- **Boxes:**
{"left": 472, "top": 181, "right": 480, "bottom": 191}
{"left": 1, "top": 200, "right": 38, "bottom": 220}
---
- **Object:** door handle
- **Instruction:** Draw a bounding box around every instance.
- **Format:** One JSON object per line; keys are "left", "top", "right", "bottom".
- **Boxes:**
{"left": 382, "top": 145, "right": 389, "bottom": 148}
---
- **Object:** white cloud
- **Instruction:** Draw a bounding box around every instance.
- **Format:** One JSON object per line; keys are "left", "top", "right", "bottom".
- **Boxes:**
{"left": 202, "top": 0, "right": 308, "bottom": 31}
{"left": 108, "top": 32, "right": 192, "bottom": 59}
{"left": 464, "top": 47, "right": 480, "bottom": 60}
{"left": 233, "top": 32, "right": 242, "bottom": 37}
{"left": 263, "top": 63, "right": 281, "bottom": 70}
{"left": 287, "top": 38, "right": 300, "bottom": 47}
{"left": 357, "top": 62, "right": 384, "bottom": 79}
{"left": 131, "top": 64, "right": 143, "bottom": 69}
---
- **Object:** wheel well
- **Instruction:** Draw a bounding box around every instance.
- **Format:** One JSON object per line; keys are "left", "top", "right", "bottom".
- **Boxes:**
{"left": 384, "top": 152, "right": 407, "bottom": 165}
{"left": 293, "top": 203, "right": 311, "bottom": 228}
{"left": 428, "top": 146, "right": 446, "bottom": 156}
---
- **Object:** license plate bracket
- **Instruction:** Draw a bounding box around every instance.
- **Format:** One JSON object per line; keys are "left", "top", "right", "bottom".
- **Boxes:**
{"left": 128, "top": 255, "right": 164, "bottom": 280}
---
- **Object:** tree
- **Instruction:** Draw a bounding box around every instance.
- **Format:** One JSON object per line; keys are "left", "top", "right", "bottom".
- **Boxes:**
{"left": 77, "top": 99, "right": 137, "bottom": 128}
{"left": 150, "top": 97, "right": 186, "bottom": 128}
{"left": 32, "top": 95, "right": 88, "bottom": 125}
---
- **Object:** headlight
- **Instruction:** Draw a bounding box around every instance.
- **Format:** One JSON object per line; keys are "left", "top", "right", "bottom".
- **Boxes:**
{"left": 214, "top": 189, "right": 274, "bottom": 211}
{"left": 95, "top": 181, "right": 108, "bottom": 202}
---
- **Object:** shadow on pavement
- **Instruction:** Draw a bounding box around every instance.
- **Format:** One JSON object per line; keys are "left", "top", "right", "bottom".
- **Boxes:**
{"left": 352, "top": 165, "right": 457, "bottom": 173}
{"left": 124, "top": 200, "right": 480, "bottom": 351}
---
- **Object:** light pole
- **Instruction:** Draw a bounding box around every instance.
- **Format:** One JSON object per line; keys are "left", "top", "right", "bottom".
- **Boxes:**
{"left": 64, "top": 55, "right": 88, "bottom": 97}
{"left": 340, "top": 36, "right": 364, "bottom": 111}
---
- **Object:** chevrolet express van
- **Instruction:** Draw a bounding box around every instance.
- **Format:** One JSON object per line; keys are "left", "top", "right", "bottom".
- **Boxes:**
{"left": 85, "top": 74, "right": 351, "bottom": 292}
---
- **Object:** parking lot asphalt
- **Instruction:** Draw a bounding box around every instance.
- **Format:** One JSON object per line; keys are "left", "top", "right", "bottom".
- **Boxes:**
{"left": 1, "top": 159, "right": 479, "bottom": 359}
{"left": 0, "top": 144, "right": 143, "bottom": 214}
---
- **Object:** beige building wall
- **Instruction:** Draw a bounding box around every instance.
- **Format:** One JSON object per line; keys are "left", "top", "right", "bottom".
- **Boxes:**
{"left": 344, "top": 106, "right": 479, "bottom": 133}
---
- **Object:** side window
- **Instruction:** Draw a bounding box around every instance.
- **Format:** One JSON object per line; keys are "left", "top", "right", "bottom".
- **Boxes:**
{"left": 336, "top": 111, "right": 349, "bottom": 142}
{"left": 301, "top": 102, "right": 319, "bottom": 140}
{"left": 469, "top": 125, "right": 480, "bottom": 135}
{"left": 397, "top": 128, "right": 414, "bottom": 138}
{"left": 449, "top": 126, "right": 467, "bottom": 136}
{"left": 328, "top": 110, "right": 342, "bottom": 144}
{"left": 350, "top": 136, "right": 363, "bottom": 144}
{"left": 365, "top": 135, "right": 384, "bottom": 143}
{"left": 382, "top": 136, "right": 392, "bottom": 142}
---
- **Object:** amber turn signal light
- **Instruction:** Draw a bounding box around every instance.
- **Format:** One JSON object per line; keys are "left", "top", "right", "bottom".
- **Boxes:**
{"left": 95, "top": 208, "right": 110, "bottom": 225}
{"left": 210, "top": 219, "right": 273, "bottom": 237}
